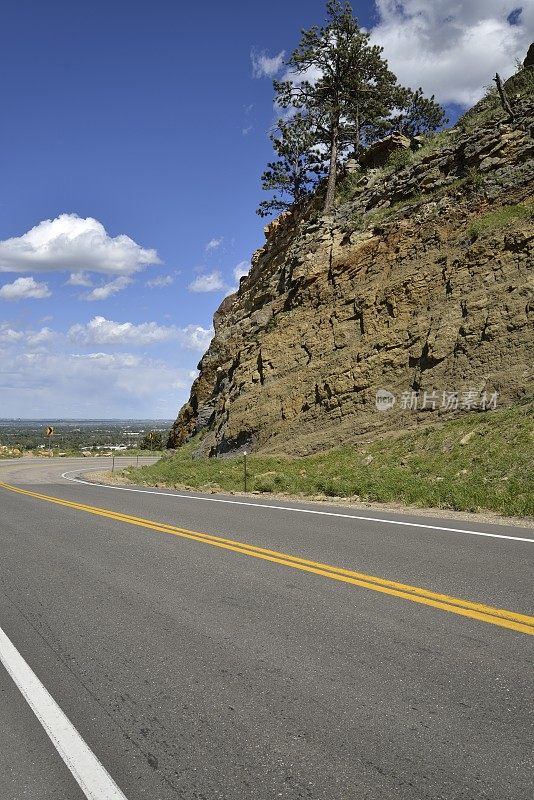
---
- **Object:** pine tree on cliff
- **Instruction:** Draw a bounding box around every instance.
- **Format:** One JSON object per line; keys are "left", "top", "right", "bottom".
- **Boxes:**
{"left": 273, "top": 0, "right": 398, "bottom": 212}
{"left": 385, "top": 87, "right": 448, "bottom": 139}
{"left": 261, "top": 1, "right": 446, "bottom": 214}
{"left": 256, "top": 114, "right": 323, "bottom": 217}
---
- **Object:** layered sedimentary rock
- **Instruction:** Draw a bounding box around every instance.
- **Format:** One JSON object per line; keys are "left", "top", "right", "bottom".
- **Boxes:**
{"left": 169, "top": 82, "right": 534, "bottom": 456}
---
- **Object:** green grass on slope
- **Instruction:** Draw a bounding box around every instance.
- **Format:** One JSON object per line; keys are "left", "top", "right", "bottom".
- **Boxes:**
{"left": 124, "top": 403, "right": 534, "bottom": 517}
{"left": 467, "top": 201, "right": 534, "bottom": 241}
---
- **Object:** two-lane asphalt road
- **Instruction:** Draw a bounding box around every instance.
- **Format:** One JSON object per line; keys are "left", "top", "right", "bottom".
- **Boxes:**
{"left": 1, "top": 457, "right": 532, "bottom": 799}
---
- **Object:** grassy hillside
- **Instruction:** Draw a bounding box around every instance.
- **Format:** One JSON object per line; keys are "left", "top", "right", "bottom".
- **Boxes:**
{"left": 125, "top": 402, "right": 533, "bottom": 517}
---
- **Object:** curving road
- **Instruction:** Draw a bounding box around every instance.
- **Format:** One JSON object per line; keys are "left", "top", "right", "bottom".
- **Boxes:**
{"left": 0, "top": 456, "right": 533, "bottom": 799}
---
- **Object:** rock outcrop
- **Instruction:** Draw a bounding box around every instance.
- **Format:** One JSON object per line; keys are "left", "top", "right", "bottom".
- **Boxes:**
{"left": 169, "top": 71, "right": 534, "bottom": 456}
{"left": 358, "top": 132, "right": 412, "bottom": 169}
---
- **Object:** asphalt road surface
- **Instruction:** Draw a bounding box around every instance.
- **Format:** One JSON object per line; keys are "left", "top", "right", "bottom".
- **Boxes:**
{"left": 0, "top": 456, "right": 532, "bottom": 800}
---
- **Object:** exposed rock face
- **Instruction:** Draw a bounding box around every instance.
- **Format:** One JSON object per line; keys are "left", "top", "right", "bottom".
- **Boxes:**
{"left": 524, "top": 42, "right": 534, "bottom": 69}
{"left": 169, "top": 86, "right": 534, "bottom": 456}
{"left": 359, "top": 132, "right": 412, "bottom": 169}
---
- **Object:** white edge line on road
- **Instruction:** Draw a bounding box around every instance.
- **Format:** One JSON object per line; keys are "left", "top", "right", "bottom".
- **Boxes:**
{"left": 60, "top": 470, "right": 534, "bottom": 544}
{"left": 0, "top": 625, "right": 127, "bottom": 800}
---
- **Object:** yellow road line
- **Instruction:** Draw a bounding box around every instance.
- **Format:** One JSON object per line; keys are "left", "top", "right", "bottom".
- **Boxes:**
{"left": 1, "top": 481, "right": 533, "bottom": 636}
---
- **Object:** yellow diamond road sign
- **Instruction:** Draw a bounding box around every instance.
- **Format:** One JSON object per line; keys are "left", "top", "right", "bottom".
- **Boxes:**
{"left": 46, "top": 426, "right": 54, "bottom": 437}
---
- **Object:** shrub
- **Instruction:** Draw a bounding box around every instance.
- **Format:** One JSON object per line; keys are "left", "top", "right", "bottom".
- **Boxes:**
{"left": 466, "top": 166, "right": 483, "bottom": 188}
{"left": 252, "top": 471, "right": 290, "bottom": 493}
{"left": 386, "top": 148, "right": 413, "bottom": 171}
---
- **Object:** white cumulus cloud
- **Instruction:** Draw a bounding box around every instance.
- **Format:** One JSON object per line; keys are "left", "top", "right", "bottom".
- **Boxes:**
{"left": 233, "top": 260, "right": 250, "bottom": 283}
{"left": 0, "top": 214, "right": 160, "bottom": 276}
{"left": 146, "top": 274, "right": 174, "bottom": 288}
{"left": 181, "top": 324, "right": 213, "bottom": 352}
{"left": 0, "top": 322, "right": 55, "bottom": 348}
{"left": 26, "top": 327, "right": 56, "bottom": 347}
{"left": 68, "top": 316, "right": 213, "bottom": 352}
{"left": 0, "top": 325, "right": 57, "bottom": 355}
{"left": 84, "top": 276, "right": 132, "bottom": 301}
{"left": 205, "top": 238, "right": 223, "bottom": 252}
{"left": 188, "top": 271, "right": 226, "bottom": 293}
{"left": 67, "top": 271, "right": 93, "bottom": 287}
{"left": 0, "top": 326, "right": 24, "bottom": 342}
{"left": 0, "top": 319, "right": 210, "bottom": 417}
{"left": 370, "top": 0, "right": 533, "bottom": 107}
{"left": 0, "top": 348, "right": 194, "bottom": 418}
{"left": 0, "top": 276, "right": 51, "bottom": 301}
{"left": 251, "top": 48, "right": 286, "bottom": 78}
{"left": 69, "top": 316, "right": 178, "bottom": 346}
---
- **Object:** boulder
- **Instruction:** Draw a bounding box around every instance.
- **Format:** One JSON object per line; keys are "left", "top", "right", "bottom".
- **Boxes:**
{"left": 359, "top": 132, "right": 411, "bottom": 169}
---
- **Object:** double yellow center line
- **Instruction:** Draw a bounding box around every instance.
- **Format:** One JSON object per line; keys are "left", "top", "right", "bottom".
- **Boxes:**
{"left": 1, "top": 481, "right": 532, "bottom": 636}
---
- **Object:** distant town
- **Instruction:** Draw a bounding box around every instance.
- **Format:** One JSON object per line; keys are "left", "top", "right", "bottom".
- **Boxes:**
{"left": 0, "top": 419, "right": 171, "bottom": 456}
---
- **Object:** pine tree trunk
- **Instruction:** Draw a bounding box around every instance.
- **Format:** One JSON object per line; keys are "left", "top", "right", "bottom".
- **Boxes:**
{"left": 493, "top": 73, "right": 515, "bottom": 122}
{"left": 324, "top": 121, "right": 339, "bottom": 211}
{"left": 354, "top": 105, "right": 361, "bottom": 159}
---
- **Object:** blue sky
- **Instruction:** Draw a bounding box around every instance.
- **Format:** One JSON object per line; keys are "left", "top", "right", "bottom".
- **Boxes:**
{"left": 0, "top": 0, "right": 531, "bottom": 418}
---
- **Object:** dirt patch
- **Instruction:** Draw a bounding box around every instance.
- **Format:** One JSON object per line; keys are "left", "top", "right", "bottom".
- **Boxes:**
{"left": 82, "top": 470, "right": 135, "bottom": 486}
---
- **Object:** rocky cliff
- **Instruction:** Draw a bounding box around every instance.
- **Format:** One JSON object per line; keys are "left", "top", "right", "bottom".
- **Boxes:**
{"left": 169, "top": 71, "right": 534, "bottom": 456}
